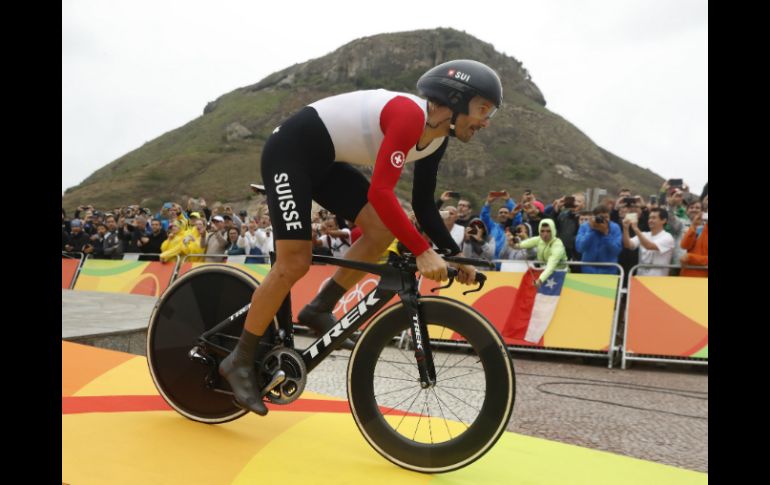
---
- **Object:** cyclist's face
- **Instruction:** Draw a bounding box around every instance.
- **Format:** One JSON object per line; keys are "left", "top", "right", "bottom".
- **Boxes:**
{"left": 455, "top": 97, "right": 497, "bottom": 142}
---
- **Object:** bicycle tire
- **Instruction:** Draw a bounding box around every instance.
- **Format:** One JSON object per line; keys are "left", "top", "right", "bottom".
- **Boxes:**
{"left": 347, "top": 296, "right": 515, "bottom": 473}
{"left": 146, "top": 264, "right": 261, "bottom": 423}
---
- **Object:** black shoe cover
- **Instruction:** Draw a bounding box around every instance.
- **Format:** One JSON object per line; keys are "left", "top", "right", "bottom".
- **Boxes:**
{"left": 218, "top": 353, "right": 268, "bottom": 416}
{"left": 297, "top": 305, "right": 358, "bottom": 350}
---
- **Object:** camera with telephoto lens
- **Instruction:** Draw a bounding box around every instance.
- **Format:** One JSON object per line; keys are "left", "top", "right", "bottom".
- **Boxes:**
{"left": 595, "top": 215, "right": 606, "bottom": 224}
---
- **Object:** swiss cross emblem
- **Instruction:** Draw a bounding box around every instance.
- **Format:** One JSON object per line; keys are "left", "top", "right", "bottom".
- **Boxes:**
{"left": 390, "top": 151, "right": 405, "bottom": 168}
{"left": 448, "top": 69, "right": 456, "bottom": 77}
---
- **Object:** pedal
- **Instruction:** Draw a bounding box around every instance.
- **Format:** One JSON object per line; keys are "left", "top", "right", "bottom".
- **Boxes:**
{"left": 260, "top": 370, "right": 286, "bottom": 398}
{"left": 188, "top": 346, "right": 214, "bottom": 366}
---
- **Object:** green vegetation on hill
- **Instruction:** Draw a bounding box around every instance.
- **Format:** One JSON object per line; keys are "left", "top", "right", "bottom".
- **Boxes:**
{"left": 63, "top": 27, "right": 663, "bottom": 214}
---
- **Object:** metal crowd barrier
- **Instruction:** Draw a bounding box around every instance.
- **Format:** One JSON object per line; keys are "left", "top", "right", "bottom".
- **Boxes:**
{"left": 622, "top": 263, "right": 708, "bottom": 369}
{"left": 493, "top": 260, "right": 625, "bottom": 368}
{"left": 61, "top": 252, "right": 86, "bottom": 289}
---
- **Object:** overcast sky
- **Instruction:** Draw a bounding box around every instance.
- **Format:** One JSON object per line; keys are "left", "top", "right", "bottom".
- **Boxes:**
{"left": 62, "top": 0, "right": 708, "bottom": 196}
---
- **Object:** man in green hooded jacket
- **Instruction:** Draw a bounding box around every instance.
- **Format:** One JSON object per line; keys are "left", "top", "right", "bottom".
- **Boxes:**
{"left": 510, "top": 218, "right": 569, "bottom": 287}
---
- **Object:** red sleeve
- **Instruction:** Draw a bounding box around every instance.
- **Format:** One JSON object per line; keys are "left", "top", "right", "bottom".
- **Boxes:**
{"left": 368, "top": 96, "right": 430, "bottom": 256}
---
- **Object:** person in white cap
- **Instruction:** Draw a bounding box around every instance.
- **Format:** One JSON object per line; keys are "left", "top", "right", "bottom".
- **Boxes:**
{"left": 204, "top": 215, "right": 228, "bottom": 261}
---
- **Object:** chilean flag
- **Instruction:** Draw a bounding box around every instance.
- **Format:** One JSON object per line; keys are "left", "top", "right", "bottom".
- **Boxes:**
{"left": 502, "top": 270, "right": 567, "bottom": 344}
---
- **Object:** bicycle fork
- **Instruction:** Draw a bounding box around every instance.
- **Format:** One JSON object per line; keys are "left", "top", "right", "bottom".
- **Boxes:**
{"left": 400, "top": 290, "right": 437, "bottom": 388}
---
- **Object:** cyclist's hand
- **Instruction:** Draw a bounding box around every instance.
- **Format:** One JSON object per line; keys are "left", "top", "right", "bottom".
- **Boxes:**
{"left": 453, "top": 263, "right": 477, "bottom": 285}
{"left": 416, "top": 248, "right": 448, "bottom": 282}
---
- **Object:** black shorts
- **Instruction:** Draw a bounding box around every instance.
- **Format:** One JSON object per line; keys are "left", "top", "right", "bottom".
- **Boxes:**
{"left": 261, "top": 107, "right": 370, "bottom": 240}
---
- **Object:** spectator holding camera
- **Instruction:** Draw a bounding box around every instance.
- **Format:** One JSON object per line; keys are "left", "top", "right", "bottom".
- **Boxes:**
{"left": 610, "top": 189, "right": 633, "bottom": 224}
{"left": 556, "top": 193, "right": 586, "bottom": 265}
{"left": 182, "top": 219, "right": 208, "bottom": 262}
{"left": 510, "top": 219, "right": 568, "bottom": 288}
{"left": 167, "top": 204, "right": 189, "bottom": 233}
{"left": 316, "top": 217, "right": 352, "bottom": 258}
{"left": 256, "top": 213, "right": 274, "bottom": 255}
{"left": 575, "top": 206, "right": 622, "bottom": 274}
{"left": 64, "top": 219, "right": 90, "bottom": 253}
{"left": 679, "top": 200, "right": 708, "bottom": 277}
{"left": 462, "top": 218, "right": 495, "bottom": 263}
{"left": 481, "top": 190, "right": 516, "bottom": 259}
{"left": 436, "top": 191, "right": 477, "bottom": 226}
{"left": 241, "top": 219, "right": 258, "bottom": 251}
{"left": 516, "top": 200, "right": 548, "bottom": 232}
{"left": 242, "top": 219, "right": 267, "bottom": 262}
{"left": 622, "top": 208, "right": 675, "bottom": 276}
{"left": 616, "top": 201, "right": 639, "bottom": 284}
{"left": 311, "top": 220, "right": 334, "bottom": 257}
{"left": 204, "top": 215, "right": 228, "bottom": 261}
{"left": 499, "top": 223, "right": 536, "bottom": 261}
{"left": 138, "top": 219, "right": 167, "bottom": 261}
{"left": 669, "top": 196, "right": 699, "bottom": 266}
{"left": 115, "top": 214, "right": 133, "bottom": 253}
{"left": 84, "top": 212, "right": 97, "bottom": 236}
{"left": 102, "top": 215, "right": 124, "bottom": 260}
{"left": 160, "top": 222, "right": 187, "bottom": 262}
{"left": 186, "top": 197, "right": 212, "bottom": 222}
{"left": 126, "top": 215, "right": 149, "bottom": 253}
{"left": 665, "top": 188, "right": 687, "bottom": 223}
{"left": 441, "top": 205, "right": 466, "bottom": 249}
{"left": 84, "top": 223, "right": 107, "bottom": 258}
{"left": 657, "top": 179, "right": 689, "bottom": 207}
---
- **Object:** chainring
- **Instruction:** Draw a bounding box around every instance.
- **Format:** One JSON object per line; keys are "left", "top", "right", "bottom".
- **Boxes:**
{"left": 260, "top": 347, "right": 307, "bottom": 405}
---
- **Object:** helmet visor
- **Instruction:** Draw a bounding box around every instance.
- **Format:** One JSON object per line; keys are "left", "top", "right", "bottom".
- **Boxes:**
{"left": 468, "top": 99, "right": 499, "bottom": 120}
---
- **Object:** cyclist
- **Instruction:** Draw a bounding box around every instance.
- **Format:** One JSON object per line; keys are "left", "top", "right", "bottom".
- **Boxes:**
{"left": 219, "top": 59, "right": 503, "bottom": 415}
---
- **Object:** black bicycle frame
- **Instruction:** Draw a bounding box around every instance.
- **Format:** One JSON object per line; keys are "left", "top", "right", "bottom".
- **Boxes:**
{"left": 198, "top": 253, "right": 441, "bottom": 386}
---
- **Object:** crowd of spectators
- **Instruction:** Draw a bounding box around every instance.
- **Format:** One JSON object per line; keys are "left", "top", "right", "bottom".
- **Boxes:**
{"left": 433, "top": 179, "right": 708, "bottom": 279}
{"left": 62, "top": 179, "right": 708, "bottom": 279}
{"left": 62, "top": 197, "right": 276, "bottom": 264}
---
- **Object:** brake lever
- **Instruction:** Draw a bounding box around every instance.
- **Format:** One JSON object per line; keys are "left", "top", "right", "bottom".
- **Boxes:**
{"left": 430, "top": 274, "right": 456, "bottom": 292}
{"left": 462, "top": 273, "right": 487, "bottom": 295}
